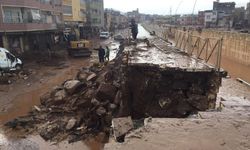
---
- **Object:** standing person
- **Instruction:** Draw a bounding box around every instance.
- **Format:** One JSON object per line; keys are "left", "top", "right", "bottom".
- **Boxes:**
{"left": 96, "top": 46, "right": 105, "bottom": 63}
{"left": 105, "top": 46, "right": 110, "bottom": 61}
{"left": 130, "top": 19, "right": 138, "bottom": 40}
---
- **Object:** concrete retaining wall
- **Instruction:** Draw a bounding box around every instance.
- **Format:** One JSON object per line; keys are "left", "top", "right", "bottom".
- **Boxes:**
{"left": 193, "top": 30, "right": 250, "bottom": 66}
{"left": 143, "top": 24, "right": 250, "bottom": 66}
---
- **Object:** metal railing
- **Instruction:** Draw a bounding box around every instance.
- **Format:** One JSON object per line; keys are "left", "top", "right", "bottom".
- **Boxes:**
{"left": 174, "top": 30, "right": 223, "bottom": 72}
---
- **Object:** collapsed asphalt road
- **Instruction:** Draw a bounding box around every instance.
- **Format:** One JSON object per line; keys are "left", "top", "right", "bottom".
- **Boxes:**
{"left": 0, "top": 26, "right": 249, "bottom": 148}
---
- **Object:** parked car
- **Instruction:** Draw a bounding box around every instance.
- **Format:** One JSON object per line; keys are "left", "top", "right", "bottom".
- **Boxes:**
{"left": 0, "top": 47, "right": 23, "bottom": 72}
{"left": 99, "top": 32, "right": 110, "bottom": 39}
{"left": 114, "top": 34, "right": 125, "bottom": 41}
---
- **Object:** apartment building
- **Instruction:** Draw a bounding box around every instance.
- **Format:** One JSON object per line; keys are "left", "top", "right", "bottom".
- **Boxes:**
{"left": 63, "top": 0, "right": 87, "bottom": 38}
{"left": 85, "top": 0, "right": 104, "bottom": 35}
{"left": 0, "top": 0, "right": 63, "bottom": 55}
{"left": 204, "top": 10, "right": 218, "bottom": 28}
{"left": 104, "top": 9, "right": 128, "bottom": 32}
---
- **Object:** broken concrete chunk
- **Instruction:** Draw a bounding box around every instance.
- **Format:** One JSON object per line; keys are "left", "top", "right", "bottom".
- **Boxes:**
{"left": 91, "top": 98, "right": 101, "bottom": 106}
{"left": 64, "top": 80, "right": 82, "bottom": 94}
{"left": 39, "top": 123, "right": 60, "bottom": 141}
{"left": 159, "top": 98, "right": 171, "bottom": 108}
{"left": 66, "top": 118, "right": 77, "bottom": 130}
{"left": 112, "top": 116, "right": 134, "bottom": 142}
{"left": 96, "top": 107, "right": 107, "bottom": 116}
{"left": 109, "top": 103, "right": 117, "bottom": 111}
{"left": 54, "top": 90, "right": 66, "bottom": 102}
{"left": 84, "top": 89, "right": 95, "bottom": 100}
{"left": 96, "top": 83, "right": 117, "bottom": 101}
{"left": 40, "top": 92, "right": 51, "bottom": 104}
{"left": 87, "top": 73, "right": 97, "bottom": 81}
{"left": 34, "top": 105, "right": 41, "bottom": 112}
{"left": 77, "top": 71, "right": 89, "bottom": 81}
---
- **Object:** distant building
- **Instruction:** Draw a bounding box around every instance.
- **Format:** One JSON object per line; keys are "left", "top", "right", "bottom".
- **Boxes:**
{"left": 213, "top": 1, "right": 236, "bottom": 15}
{"left": 127, "top": 9, "right": 140, "bottom": 23}
{"left": 233, "top": 7, "right": 246, "bottom": 28}
{"left": 85, "top": 0, "right": 104, "bottom": 33}
{"left": 104, "top": 9, "right": 128, "bottom": 32}
{"left": 212, "top": 1, "right": 235, "bottom": 28}
{"left": 179, "top": 15, "right": 197, "bottom": 26}
{"left": 0, "top": 0, "right": 63, "bottom": 54}
{"left": 204, "top": 10, "right": 218, "bottom": 28}
{"left": 246, "top": 2, "right": 250, "bottom": 26}
{"left": 198, "top": 11, "right": 205, "bottom": 26}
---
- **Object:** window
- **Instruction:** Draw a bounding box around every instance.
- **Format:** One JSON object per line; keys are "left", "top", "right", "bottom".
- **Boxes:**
{"left": 80, "top": 0, "right": 85, "bottom": 5}
{"left": 40, "top": 0, "right": 52, "bottom": 5}
{"left": 3, "top": 7, "right": 23, "bottom": 23}
{"left": 63, "top": 5, "right": 72, "bottom": 15}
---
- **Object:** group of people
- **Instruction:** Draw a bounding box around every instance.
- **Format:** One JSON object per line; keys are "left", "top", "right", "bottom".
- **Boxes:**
{"left": 96, "top": 46, "right": 110, "bottom": 63}
{"left": 96, "top": 19, "right": 138, "bottom": 64}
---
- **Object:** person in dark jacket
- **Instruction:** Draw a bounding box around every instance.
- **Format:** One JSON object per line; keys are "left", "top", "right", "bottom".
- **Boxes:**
{"left": 96, "top": 46, "right": 105, "bottom": 63}
{"left": 130, "top": 19, "right": 138, "bottom": 40}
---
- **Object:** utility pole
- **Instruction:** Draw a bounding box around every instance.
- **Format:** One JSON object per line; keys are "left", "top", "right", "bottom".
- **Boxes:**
{"left": 192, "top": 0, "right": 198, "bottom": 26}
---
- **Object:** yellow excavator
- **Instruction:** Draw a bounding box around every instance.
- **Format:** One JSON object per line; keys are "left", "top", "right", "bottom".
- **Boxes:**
{"left": 68, "top": 40, "right": 92, "bottom": 57}
{"left": 66, "top": 29, "right": 92, "bottom": 57}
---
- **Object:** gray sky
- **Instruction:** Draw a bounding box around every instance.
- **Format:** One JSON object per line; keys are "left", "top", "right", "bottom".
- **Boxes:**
{"left": 104, "top": 0, "right": 248, "bottom": 15}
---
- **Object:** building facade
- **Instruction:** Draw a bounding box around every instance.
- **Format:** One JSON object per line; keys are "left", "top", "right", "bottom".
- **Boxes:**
{"left": 246, "top": 2, "right": 250, "bottom": 26}
{"left": 85, "top": 0, "right": 104, "bottom": 33}
{"left": 104, "top": 9, "right": 128, "bottom": 32}
{"left": 213, "top": 1, "right": 236, "bottom": 15}
{"left": 127, "top": 9, "right": 140, "bottom": 23}
{"left": 198, "top": 11, "right": 205, "bottom": 26}
{"left": 204, "top": 10, "right": 218, "bottom": 28}
{"left": 63, "top": 0, "right": 87, "bottom": 38}
{"left": 0, "top": 0, "right": 63, "bottom": 55}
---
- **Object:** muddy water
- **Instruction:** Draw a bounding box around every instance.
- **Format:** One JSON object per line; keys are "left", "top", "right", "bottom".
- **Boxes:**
{"left": 220, "top": 56, "right": 250, "bottom": 83}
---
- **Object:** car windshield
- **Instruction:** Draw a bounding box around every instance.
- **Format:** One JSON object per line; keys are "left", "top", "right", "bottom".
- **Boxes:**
{"left": 101, "top": 32, "right": 108, "bottom": 35}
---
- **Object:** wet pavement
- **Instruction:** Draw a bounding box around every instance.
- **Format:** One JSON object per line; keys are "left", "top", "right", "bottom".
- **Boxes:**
{"left": 128, "top": 40, "right": 212, "bottom": 71}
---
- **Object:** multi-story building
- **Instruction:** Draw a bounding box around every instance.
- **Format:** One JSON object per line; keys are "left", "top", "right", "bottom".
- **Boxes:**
{"left": 213, "top": 1, "right": 236, "bottom": 15}
{"left": 204, "top": 10, "right": 218, "bottom": 28}
{"left": 63, "top": 0, "right": 87, "bottom": 38}
{"left": 0, "top": 0, "right": 63, "bottom": 55}
{"left": 104, "top": 9, "right": 128, "bottom": 32}
{"left": 198, "top": 11, "right": 205, "bottom": 26}
{"left": 179, "top": 15, "right": 197, "bottom": 26}
{"left": 85, "top": 0, "right": 104, "bottom": 34}
{"left": 246, "top": 2, "right": 250, "bottom": 26}
{"left": 127, "top": 9, "right": 140, "bottom": 23}
{"left": 233, "top": 7, "right": 245, "bottom": 27}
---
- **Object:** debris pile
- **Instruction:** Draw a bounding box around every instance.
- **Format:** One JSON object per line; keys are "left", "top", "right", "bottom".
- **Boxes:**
{"left": 5, "top": 60, "right": 124, "bottom": 143}
{"left": 4, "top": 41, "right": 223, "bottom": 143}
{"left": 0, "top": 69, "right": 33, "bottom": 84}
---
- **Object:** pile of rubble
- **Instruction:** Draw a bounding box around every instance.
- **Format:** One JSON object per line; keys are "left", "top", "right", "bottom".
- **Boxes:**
{"left": 4, "top": 41, "right": 223, "bottom": 144}
{"left": 0, "top": 69, "right": 33, "bottom": 84}
{"left": 5, "top": 58, "right": 125, "bottom": 143}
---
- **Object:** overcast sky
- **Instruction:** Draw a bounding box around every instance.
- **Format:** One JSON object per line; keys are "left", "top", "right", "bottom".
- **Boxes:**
{"left": 104, "top": 0, "right": 248, "bottom": 15}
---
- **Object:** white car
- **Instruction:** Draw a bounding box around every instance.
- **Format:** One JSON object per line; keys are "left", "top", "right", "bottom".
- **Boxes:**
{"left": 0, "top": 47, "right": 23, "bottom": 72}
{"left": 100, "top": 32, "right": 110, "bottom": 39}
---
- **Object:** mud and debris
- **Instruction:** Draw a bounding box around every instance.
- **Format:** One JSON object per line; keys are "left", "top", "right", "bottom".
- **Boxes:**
{"left": 3, "top": 37, "right": 223, "bottom": 145}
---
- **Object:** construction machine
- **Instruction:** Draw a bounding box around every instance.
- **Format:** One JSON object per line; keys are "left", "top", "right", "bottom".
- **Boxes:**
{"left": 65, "top": 29, "right": 92, "bottom": 57}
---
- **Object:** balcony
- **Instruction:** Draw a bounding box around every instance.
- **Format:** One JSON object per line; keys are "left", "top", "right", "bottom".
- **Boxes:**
{"left": 0, "top": 0, "right": 62, "bottom": 12}
{"left": 0, "top": 23, "right": 57, "bottom": 32}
